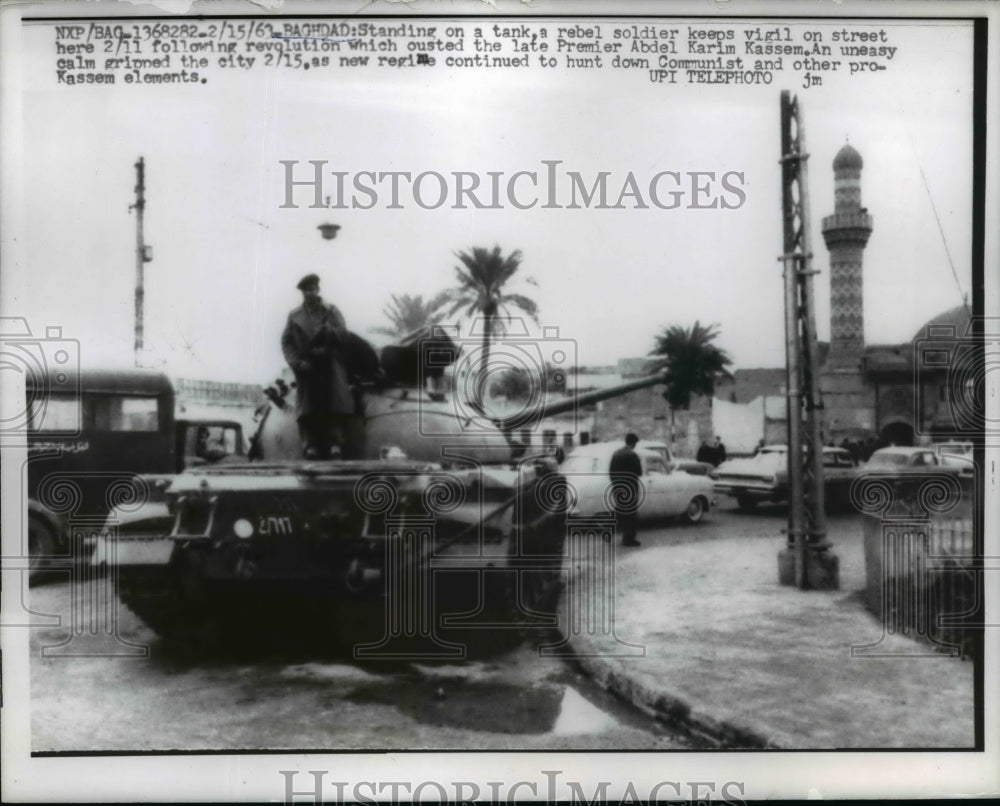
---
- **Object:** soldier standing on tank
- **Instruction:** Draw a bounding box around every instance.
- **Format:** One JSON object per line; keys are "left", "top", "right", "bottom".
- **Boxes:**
{"left": 609, "top": 432, "right": 643, "bottom": 547}
{"left": 281, "top": 273, "right": 354, "bottom": 459}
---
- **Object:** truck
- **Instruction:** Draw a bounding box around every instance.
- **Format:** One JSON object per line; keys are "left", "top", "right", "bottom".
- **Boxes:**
{"left": 25, "top": 369, "right": 248, "bottom": 579}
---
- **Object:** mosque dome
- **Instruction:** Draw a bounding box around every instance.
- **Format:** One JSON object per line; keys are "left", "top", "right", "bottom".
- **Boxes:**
{"left": 833, "top": 143, "right": 863, "bottom": 172}
{"left": 911, "top": 304, "right": 971, "bottom": 343}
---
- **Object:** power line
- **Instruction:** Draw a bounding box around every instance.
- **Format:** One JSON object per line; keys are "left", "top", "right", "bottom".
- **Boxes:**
{"left": 910, "top": 138, "right": 970, "bottom": 317}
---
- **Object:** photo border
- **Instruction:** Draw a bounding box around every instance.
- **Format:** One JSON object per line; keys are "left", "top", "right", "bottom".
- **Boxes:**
{"left": 1, "top": 0, "right": 996, "bottom": 800}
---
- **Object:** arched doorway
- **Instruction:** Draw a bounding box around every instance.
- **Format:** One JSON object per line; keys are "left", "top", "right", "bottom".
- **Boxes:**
{"left": 879, "top": 420, "right": 914, "bottom": 447}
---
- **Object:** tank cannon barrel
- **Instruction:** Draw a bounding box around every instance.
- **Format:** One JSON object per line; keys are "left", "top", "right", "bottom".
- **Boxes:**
{"left": 495, "top": 371, "right": 668, "bottom": 432}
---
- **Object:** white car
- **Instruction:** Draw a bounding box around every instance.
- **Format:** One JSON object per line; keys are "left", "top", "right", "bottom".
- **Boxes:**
{"left": 636, "top": 440, "right": 714, "bottom": 476}
{"left": 559, "top": 442, "right": 715, "bottom": 523}
{"left": 865, "top": 446, "right": 953, "bottom": 471}
{"left": 712, "top": 445, "right": 857, "bottom": 510}
{"left": 933, "top": 441, "right": 975, "bottom": 478}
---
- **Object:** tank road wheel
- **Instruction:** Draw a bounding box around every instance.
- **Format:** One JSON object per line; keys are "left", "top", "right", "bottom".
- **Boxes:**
{"left": 28, "top": 518, "right": 59, "bottom": 584}
{"left": 684, "top": 496, "right": 707, "bottom": 524}
{"left": 121, "top": 552, "right": 222, "bottom": 647}
{"left": 735, "top": 494, "right": 758, "bottom": 511}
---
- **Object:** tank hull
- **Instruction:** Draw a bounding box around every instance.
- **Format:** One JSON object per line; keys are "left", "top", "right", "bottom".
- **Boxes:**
{"left": 107, "top": 460, "right": 568, "bottom": 644}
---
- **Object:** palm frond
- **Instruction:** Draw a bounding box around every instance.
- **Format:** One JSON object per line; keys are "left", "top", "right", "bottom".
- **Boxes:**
{"left": 500, "top": 293, "right": 540, "bottom": 323}
{"left": 649, "top": 321, "right": 734, "bottom": 409}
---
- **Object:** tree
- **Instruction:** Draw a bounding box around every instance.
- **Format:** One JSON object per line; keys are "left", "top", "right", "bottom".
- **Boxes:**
{"left": 649, "top": 321, "right": 734, "bottom": 443}
{"left": 371, "top": 292, "right": 449, "bottom": 340}
{"left": 489, "top": 367, "right": 533, "bottom": 401}
{"left": 440, "top": 246, "right": 540, "bottom": 406}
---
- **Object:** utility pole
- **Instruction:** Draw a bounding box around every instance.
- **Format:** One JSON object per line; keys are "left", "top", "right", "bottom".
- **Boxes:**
{"left": 777, "top": 91, "right": 839, "bottom": 590}
{"left": 129, "top": 157, "right": 152, "bottom": 366}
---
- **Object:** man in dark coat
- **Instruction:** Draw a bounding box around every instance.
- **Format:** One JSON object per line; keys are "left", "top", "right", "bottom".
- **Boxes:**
{"left": 281, "top": 274, "right": 354, "bottom": 459}
{"left": 696, "top": 440, "right": 712, "bottom": 464}
{"left": 711, "top": 436, "right": 727, "bottom": 467}
{"left": 609, "top": 432, "right": 643, "bottom": 547}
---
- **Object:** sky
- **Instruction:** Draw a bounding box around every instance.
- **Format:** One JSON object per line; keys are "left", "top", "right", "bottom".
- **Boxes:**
{"left": 6, "top": 14, "right": 977, "bottom": 385}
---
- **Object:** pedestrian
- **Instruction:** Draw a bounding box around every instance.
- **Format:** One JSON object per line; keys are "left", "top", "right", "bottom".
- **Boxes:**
{"left": 847, "top": 439, "right": 862, "bottom": 464}
{"left": 696, "top": 440, "right": 712, "bottom": 464}
{"left": 712, "top": 436, "right": 727, "bottom": 467}
{"left": 281, "top": 273, "right": 354, "bottom": 459}
{"left": 861, "top": 436, "right": 877, "bottom": 462}
{"left": 609, "top": 432, "right": 643, "bottom": 547}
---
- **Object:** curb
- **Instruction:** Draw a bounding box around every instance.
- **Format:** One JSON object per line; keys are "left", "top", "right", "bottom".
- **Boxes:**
{"left": 557, "top": 590, "right": 781, "bottom": 750}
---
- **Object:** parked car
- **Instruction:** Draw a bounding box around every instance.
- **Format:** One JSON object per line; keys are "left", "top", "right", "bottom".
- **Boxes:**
{"left": 638, "top": 441, "right": 714, "bottom": 476}
{"left": 711, "top": 444, "right": 858, "bottom": 511}
{"left": 864, "top": 446, "right": 953, "bottom": 471}
{"left": 857, "top": 447, "right": 968, "bottom": 514}
{"left": 933, "top": 441, "right": 975, "bottom": 478}
{"left": 559, "top": 442, "right": 715, "bottom": 523}
{"left": 671, "top": 459, "right": 715, "bottom": 476}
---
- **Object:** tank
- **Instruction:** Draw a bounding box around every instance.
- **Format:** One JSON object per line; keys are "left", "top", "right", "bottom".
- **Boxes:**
{"left": 103, "top": 331, "right": 670, "bottom": 646}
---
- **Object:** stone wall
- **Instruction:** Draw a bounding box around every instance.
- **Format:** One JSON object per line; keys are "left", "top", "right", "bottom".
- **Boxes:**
{"left": 592, "top": 387, "right": 713, "bottom": 457}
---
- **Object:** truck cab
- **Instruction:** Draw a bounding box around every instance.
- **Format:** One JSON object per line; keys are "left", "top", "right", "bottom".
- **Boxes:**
{"left": 25, "top": 369, "right": 246, "bottom": 578}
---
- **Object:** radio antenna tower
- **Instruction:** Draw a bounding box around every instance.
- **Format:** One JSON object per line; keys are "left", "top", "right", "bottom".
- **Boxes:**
{"left": 777, "top": 91, "right": 839, "bottom": 590}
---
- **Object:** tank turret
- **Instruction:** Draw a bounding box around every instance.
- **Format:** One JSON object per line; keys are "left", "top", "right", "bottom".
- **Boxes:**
{"left": 250, "top": 328, "right": 668, "bottom": 467}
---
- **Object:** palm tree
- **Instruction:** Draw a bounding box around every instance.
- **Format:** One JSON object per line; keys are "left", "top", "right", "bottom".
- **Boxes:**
{"left": 440, "top": 246, "right": 539, "bottom": 406}
{"left": 371, "top": 292, "right": 449, "bottom": 340}
{"left": 649, "top": 321, "right": 734, "bottom": 443}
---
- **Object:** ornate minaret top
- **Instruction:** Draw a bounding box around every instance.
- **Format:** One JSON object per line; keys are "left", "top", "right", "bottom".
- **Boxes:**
{"left": 821, "top": 143, "right": 873, "bottom": 370}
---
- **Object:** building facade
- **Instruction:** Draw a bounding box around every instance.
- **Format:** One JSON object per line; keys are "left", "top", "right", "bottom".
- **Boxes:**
{"left": 583, "top": 143, "right": 972, "bottom": 453}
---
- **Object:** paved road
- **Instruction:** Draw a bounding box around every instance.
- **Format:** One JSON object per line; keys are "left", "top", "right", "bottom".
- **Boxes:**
{"left": 27, "top": 503, "right": 863, "bottom": 752}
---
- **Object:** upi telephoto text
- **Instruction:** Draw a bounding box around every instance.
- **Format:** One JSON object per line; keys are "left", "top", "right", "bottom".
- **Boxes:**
{"left": 279, "top": 160, "right": 748, "bottom": 211}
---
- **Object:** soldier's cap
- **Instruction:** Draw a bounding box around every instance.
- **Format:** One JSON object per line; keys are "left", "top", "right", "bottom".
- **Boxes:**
{"left": 625, "top": 432, "right": 639, "bottom": 445}
{"left": 297, "top": 273, "right": 320, "bottom": 291}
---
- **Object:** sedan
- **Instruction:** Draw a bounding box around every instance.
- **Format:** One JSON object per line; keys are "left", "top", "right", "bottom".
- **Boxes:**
{"left": 711, "top": 445, "right": 858, "bottom": 511}
{"left": 864, "top": 446, "right": 954, "bottom": 471}
{"left": 559, "top": 443, "right": 715, "bottom": 523}
{"left": 932, "top": 442, "right": 975, "bottom": 478}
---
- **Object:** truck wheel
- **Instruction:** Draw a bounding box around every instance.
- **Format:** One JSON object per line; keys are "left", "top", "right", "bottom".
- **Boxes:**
{"left": 28, "top": 518, "right": 59, "bottom": 582}
{"left": 735, "top": 495, "right": 758, "bottom": 511}
{"left": 684, "top": 497, "right": 707, "bottom": 524}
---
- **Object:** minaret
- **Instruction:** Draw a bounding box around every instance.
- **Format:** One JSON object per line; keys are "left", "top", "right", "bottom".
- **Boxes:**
{"left": 821, "top": 144, "right": 872, "bottom": 370}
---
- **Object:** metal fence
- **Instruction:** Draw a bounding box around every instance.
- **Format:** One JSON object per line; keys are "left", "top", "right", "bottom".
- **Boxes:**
{"left": 857, "top": 472, "right": 978, "bottom": 658}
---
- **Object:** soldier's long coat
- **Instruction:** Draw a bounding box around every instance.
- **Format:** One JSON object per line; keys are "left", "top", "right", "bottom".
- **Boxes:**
{"left": 281, "top": 302, "right": 354, "bottom": 417}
